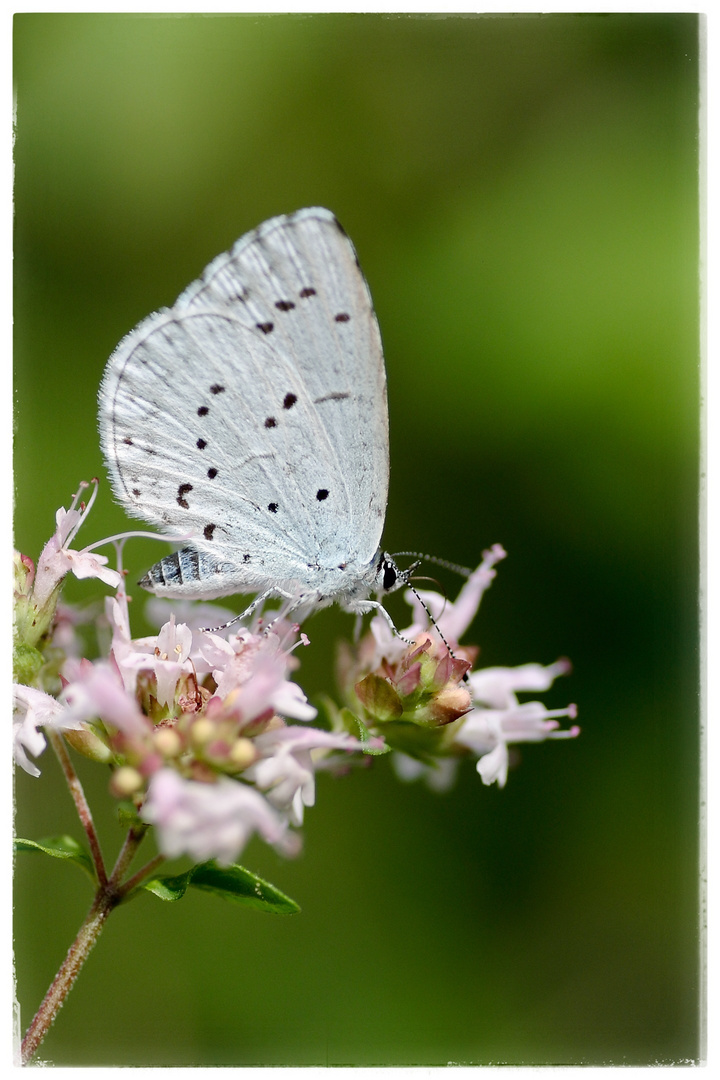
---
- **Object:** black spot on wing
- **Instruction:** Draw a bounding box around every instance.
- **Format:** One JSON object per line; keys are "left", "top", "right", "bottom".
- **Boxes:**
{"left": 257, "top": 322, "right": 274, "bottom": 334}
{"left": 207, "top": 468, "right": 218, "bottom": 480}
{"left": 316, "top": 489, "right": 329, "bottom": 501}
{"left": 334, "top": 313, "right": 351, "bottom": 323}
{"left": 283, "top": 393, "right": 297, "bottom": 410}
{"left": 299, "top": 287, "right": 316, "bottom": 298}
{"left": 177, "top": 483, "right": 192, "bottom": 509}
{"left": 210, "top": 384, "right": 225, "bottom": 395}
{"left": 197, "top": 438, "right": 207, "bottom": 449}
{"left": 265, "top": 417, "right": 277, "bottom": 428}
{"left": 268, "top": 502, "right": 278, "bottom": 514}
{"left": 275, "top": 300, "right": 295, "bottom": 311}
{"left": 204, "top": 524, "right": 216, "bottom": 540}
{"left": 198, "top": 406, "right": 209, "bottom": 416}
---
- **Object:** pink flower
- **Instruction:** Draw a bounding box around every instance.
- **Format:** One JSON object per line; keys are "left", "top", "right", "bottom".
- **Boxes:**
{"left": 470, "top": 659, "right": 572, "bottom": 710}
{"left": 106, "top": 599, "right": 194, "bottom": 707}
{"left": 60, "top": 658, "right": 149, "bottom": 737}
{"left": 454, "top": 700, "right": 580, "bottom": 788}
{"left": 140, "top": 768, "right": 300, "bottom": 866}
{"left": 31, "top": 482, "right": 122, "bottom": 608}
{"left": 402, "top": 544, "right": 507, "bottom": 645}
{"left": 12, "top": 684, "right": 85, "bottom": 777}
{"left": 245, "top": 726, "right": 383, "bottom": 825}
{"left": 344, "top": 548, "right": 579, "bottom": 791}
{"left": 152, "top": 616, "right": 193, "bottom": 706}
{"left": 204, "top": 630, "right": 317, "bottom": 723}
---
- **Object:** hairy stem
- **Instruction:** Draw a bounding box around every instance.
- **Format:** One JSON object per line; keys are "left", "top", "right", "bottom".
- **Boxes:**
{"left": 48, "top": 729, "right": 107, "bottom": 887}
{"left": 118, "top": 852, "right": 166, "bottom": 898}
{"left": 20, "top": 886, "right": 119, "bottom": 1064}
{"left": 20, "top": 823, "right": 151, "bottom": 1064}
{"left": 108, "top": 823, "right": 149, "bottom": 887}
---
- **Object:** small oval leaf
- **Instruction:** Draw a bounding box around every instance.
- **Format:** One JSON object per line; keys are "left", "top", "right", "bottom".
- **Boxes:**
{"left": 140, "top": 860, "right": 300, "bottom": 915}
{"left": 14, "top": 835, "right": 96, "bottom": 882}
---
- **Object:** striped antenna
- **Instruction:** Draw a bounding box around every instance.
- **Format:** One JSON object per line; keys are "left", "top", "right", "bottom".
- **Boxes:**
{"left": 396, "top": 560, "right": 467, "bottom": 675}
{"left": 392, "top": 552, "right": 474, "bottom": 577}
{"left": 405, "top": 583, "right": 457, "bottom": 660}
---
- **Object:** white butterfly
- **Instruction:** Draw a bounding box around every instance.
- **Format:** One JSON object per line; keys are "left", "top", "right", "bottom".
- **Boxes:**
{"left": 99, "top": 207, "right": 414, "bottom": 630}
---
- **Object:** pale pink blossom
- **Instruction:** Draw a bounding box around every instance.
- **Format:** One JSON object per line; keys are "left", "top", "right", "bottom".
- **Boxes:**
{"left": 470, "top": 659, "right": 572, "bottom": 710}
{"left": 246, "top": 726, "right": 382, "bottom": 825}
{"left": 106, "top": 599, "right": 194, "bottom": 705}
{"left": 141, "top": 768, "right": 300, "bottom": 866}
{"left": 363, "top": 550, "right": 578, "bottom": 790}
{"left": 60, "top": 658, "right": 149, "bottom": 736}
{"left": 12, "top": 684, "right": 82, "bottom": 777}
{"left": 402, "top": 544, "right": 507, "bottom": 645}
{"left": 32, "top": 484, "right": 122, "bottom": 608}
{"left": 454, "top": 700, "right": 580, "bottom": 788}
{"left": 152, "top": 616, "right": 194, "bottom": 706}
{"left": 209, "top": 632, "right": 317, "bottom": 723}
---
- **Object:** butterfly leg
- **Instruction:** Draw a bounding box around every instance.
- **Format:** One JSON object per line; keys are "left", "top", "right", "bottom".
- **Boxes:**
{"left": 345, "top": 599, "right": 415, "bottom": 645}
{"left": 200, "top": 587, "right": 294, "bottom": 633}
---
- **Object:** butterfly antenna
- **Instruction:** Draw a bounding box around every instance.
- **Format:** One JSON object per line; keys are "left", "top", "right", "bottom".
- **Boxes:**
{"left": 406, "top": 583, "right": 458, "bottom": 662}
{"left": 393, "top": 552, "right": 474, "bottom": 577}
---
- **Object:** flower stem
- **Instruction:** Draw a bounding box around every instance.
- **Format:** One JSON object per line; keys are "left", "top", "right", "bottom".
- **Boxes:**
{"left": 48, "top": 729, "right": 107, "bottom": 887}
{"left": 118, "top": 852, "right": 166, "bottom": 898}
{"left": 20, "top": 823, "right": 151, "bottom": 1064}
{"left": 108, "top": 822, "right": 149, "bottom": 886}
{"left": 20, "top": 886, "right": 119, "bottom": 1064}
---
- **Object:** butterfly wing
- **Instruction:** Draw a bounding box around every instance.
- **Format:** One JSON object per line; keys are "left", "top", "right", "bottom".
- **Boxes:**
{"left": 99, "top": 208, "right": 389, "bottom": 597}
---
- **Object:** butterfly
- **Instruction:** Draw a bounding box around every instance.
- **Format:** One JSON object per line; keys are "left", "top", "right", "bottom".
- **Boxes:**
{"left": 98, "top": 207, "right": 415, "bottom": 631}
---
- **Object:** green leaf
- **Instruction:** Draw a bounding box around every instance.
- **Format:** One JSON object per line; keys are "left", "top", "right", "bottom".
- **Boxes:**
{"left": 340, "top": 707, "right": 391, "bottom": 755}
{"left": 12, "top": 641, "right": 45, "bottom": 686}
{"left": 14, "top": 835, "right": 97, "bottom": 882}
{"left": 140, "top": 860, "right": 300, "bottom": 914}
{"left": 116, "top": 800, "right": 143, "bottom": 831}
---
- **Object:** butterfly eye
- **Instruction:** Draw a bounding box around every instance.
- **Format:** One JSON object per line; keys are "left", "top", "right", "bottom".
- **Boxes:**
{"left": 382, "top": 561, "right": 397, "bottom": 591}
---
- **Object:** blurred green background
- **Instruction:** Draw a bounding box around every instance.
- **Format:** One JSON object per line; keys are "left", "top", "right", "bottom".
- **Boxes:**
{"left": 13, "top": 12, "right": 701, "bottom": 1066}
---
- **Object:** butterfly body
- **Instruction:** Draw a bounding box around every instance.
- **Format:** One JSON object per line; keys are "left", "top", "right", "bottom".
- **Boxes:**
{"left": 99, "top": 208, "right": 410, "bottom": 625}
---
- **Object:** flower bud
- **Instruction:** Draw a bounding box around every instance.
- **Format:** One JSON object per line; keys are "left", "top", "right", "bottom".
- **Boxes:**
{"left": 64, "top": 724, "right": 114, "bottom": 764}
{"left": 190, "top": 718, "right": 215, "bottom": 750}
{"left": 110, "top": 766, "right": 144, "bottom": 798}
{"left": 229, "top": 737, "right": 256, "bottom": 771}
{"left": 154, "top": 727, "right": 182, "bottom": 758}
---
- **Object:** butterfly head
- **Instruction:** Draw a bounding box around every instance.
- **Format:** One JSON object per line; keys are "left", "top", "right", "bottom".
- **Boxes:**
{"left": 374, "top": 552, "right": 419, "bottom": 598}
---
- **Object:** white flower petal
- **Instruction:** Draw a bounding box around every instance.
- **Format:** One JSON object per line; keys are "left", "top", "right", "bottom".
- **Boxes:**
{"left": 141, "top": 769, "right": 299, "bottom": 866}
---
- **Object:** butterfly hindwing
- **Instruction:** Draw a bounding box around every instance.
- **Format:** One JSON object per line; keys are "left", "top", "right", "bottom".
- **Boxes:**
{"left": 99, "top": 208, "right": 389, "bottom": 595}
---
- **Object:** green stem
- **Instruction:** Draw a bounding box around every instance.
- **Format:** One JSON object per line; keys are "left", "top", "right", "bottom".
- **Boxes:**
{"left": 118, "top": 852, "right": 166, "bottom": 898}
{"left": 108, "top": 823, "right": 149, "bottom": 887}
{"left": 48, "top": 729, "right": 107, "bottom": 887}
{"left": 20, "top": 886, "right": 119, "bottom": 1064}
{"left": 20, "top": 824, "right": 151, "bottom": 1064}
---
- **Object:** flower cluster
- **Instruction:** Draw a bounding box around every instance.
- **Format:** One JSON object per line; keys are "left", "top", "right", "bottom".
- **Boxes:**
{"left": 336, "top": 545, "right": 579, "bottom": 791}
{"left": 13, "top": 484, "right": 579, "bottom": 873}
{"left": 12, "top": 483, "right": 382, "bottom": 866}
